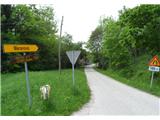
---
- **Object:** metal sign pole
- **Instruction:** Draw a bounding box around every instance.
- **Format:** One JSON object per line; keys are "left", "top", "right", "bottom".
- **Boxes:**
{"left": 24, "top": 53, "right": 32, "bottom": 109}
{"left": 72, "top": 51, "right": 75, "bottom": 91}
{"left": 66, "top": 50, "right": 81, "bottom": 93}
{"left": 72, "top": 63, "right": 75, "bottom": 90}
{"left": 150, "top": 71, "right": 154, "bottom": 88}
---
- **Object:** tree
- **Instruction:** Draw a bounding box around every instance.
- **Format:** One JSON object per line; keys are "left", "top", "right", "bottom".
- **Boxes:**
{"left": 61, "top": 33, "right": 87, "bottom": 68}
{"left": 1, "top": 5, "right": 58, "bottom": 72}
{"left": 119, "top": 5, "right": 160, "bottom": 55}
{"left": 87, "top": 25, "right": 103, "bottom": 63}
{"left": 1, "top": 5, "right": 88, "bottom": 73}
{"left": 102, "top": 18, "right": 132, "bottom": 69}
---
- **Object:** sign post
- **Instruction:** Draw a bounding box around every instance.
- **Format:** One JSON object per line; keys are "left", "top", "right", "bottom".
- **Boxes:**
{"left": 24, "top": 53, "right": 32, "bottom": 109}
{"left": 150, "top": 71, "right": 155, "bottom": 88}
{"left": 3, "top": 44, "right": 39, "bottom": 108}
{"left": 3, "top": 44, "right": 38, "bottom": 53}
{"left": 148, "top": 55, "right": 160, "bottom": 88}
{"left": 66, "top": 51, "right": 81, "bottom": 92}
{"left": 72, "top": 54, "right": 75, "bottom": 89}
{"left": 10, "top": 54, "right": 38, "bottom": 64}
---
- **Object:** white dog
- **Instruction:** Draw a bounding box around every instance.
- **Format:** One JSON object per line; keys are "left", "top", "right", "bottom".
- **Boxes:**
{"left": 40, "top": 85, "right": 51, "bottom": 100}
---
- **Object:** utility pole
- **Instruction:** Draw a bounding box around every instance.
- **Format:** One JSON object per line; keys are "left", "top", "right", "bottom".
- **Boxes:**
{"left": 59, "top": 16, "right": 64, "bottom": 80}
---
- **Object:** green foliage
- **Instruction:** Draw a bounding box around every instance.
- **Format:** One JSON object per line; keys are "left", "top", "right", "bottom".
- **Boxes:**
{"left": 1, "top": 69, "right": 90, "bottom": 115}
{"left": 119, "top": 4, "right": 160, "bottom": 55}
{"left": 88, "top": 5, "right": 160, "bottom": 94}
{"left": 88, "top": 5, "right": 160, "bottom": 70}
{"left": 1, "top": 5, "right": 58, "bottom": 72}
{"left": 87, "top": 25, "right": 103, "bottom": 63}
{"left": 143, "top": 17, "right": 160, "bottom": 53}
{"left": 101, "top": 18, "right": 132, "bottom": 69}
{"left": 60, "top": 33, "right": 88, "bottom": 68}
{"left": 96, "top": 54, "right": 160, "bottom": 97}
{"left": 119, "top": 5, "right": 160, "bottom": 28}
{"left": 1, "top": 5, "right": 87, "bottom": 73}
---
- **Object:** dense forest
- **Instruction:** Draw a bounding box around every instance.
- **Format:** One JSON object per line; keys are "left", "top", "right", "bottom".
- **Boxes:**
{"left": 1, "top": 5, "right": 88, "bottom": 73}
{"left": 1, "top": 4, "right": 160, "bottom": 81}
{"left": 87, "top": 4, "right": 160, "bottom": 94}
{"left": 87, "top": 4, "right": 160, "bottom": 73}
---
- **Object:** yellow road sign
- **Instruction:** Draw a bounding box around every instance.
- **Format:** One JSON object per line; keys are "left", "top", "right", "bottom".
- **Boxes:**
{"left": 3, "top": 44, "right": 39, "bottom": 53}
{"left": 149, "top": 55, "right": 160, "bottom": 67}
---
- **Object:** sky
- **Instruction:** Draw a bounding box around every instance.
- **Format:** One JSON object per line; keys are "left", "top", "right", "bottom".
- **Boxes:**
{"left": 52, "top": 0, "right": 160, "bottom": 43}
{"left": 1, "top": 0, "right": 160, "bottom": 43}
{"left": 53, "top": 0, "right": 136, "bottom": 43}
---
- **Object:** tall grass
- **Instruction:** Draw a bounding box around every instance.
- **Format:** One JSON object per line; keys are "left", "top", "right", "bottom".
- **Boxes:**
{"left": 96, "top": 55, "right": 160, "bottom": 97}
{"left": 1, "top": 69, "right": 90, "bottom": 115}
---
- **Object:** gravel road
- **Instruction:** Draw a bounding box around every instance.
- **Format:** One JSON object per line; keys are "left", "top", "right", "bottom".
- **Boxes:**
{"left": 73, "top": 66, "right": 160, "bottom": 115}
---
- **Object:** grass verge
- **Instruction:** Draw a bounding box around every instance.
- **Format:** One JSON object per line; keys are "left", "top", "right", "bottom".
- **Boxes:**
{"left": 95, "top": 55, "right": 160, "bottom": 97}
{"left": 1, "top": 69, "right": 90, "bottom": 115}
{"left": 95, "top": 68, "right": 160, "bottom": 97}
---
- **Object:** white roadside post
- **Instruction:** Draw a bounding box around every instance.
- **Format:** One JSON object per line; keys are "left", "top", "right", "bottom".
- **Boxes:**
{"left": 150, "top": 71, "right": 154, "bottom": 88}
{"left": 66, "top": 51, "right": 81, "bottom": 92}
{"left": 149, "top": 66, "right": 159, "bottom": 88}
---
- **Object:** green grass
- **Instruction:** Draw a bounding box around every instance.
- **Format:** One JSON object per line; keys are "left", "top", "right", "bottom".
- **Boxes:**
{"left": 1, "top": 69, "right": 90, "bottom": 116}
{"left": 95, "top": 55, "right": 160, "bottom": 97}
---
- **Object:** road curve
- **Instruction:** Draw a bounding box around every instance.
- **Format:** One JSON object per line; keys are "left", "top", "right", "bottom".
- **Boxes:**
{"left": 73, "top": 66, "right": 160, "bottom": 115}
